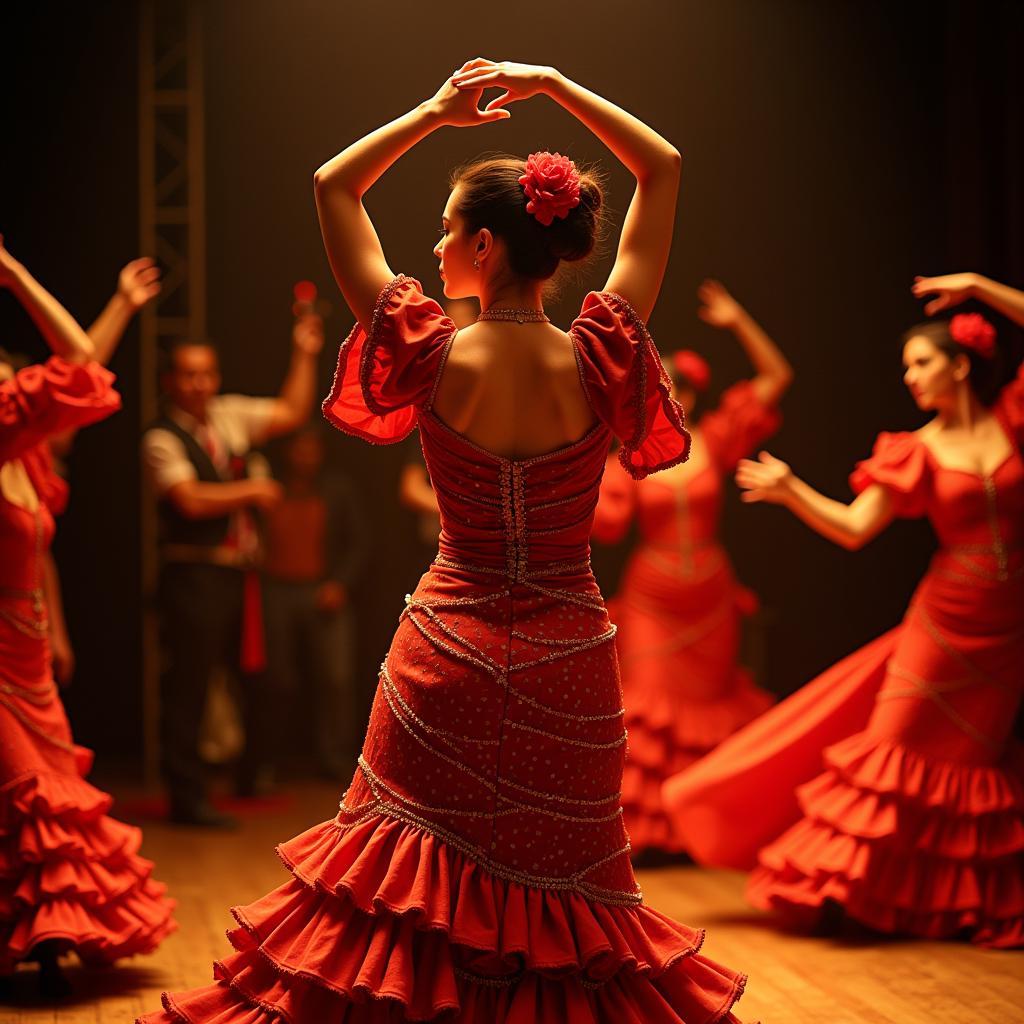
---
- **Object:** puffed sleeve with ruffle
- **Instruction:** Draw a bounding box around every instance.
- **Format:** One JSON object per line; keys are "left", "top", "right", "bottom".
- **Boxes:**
{"left": 0, "top": 356, "right": 120, "bottom": 465}
{"left": 322, "top": 275, "right": 456, "bottom": 445}
{"left": 700, "top": 379, "right": 782, "bottom": 473}
{"left": 570, "top": 292, "right": 690, "bottom": 480}
{"left": 848, "top": 431, "right": 931, "bottom": 518}
{"left": 994, "top": 360, "right": 1024, "bottom": 446}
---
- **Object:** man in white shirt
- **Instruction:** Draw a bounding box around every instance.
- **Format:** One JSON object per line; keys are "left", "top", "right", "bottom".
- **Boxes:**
{"left": 141, "top": 314, "right": 323, "bottom": 826}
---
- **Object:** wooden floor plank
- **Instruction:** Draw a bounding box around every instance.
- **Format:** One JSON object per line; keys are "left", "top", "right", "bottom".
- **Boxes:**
{"left": 3, "top": 782, "right": 1022, "bottom": 1024}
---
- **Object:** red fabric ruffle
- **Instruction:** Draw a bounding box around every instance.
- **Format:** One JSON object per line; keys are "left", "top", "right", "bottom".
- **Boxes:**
{"left": 699, "top": 380, "right": 782, "bottom": 474}
{"left": 0, "top": 356, "right": 120, "bottom": 464}
{"left": 994, "top": 360, "right": 1024, "bottom": 444}
{"left": 749, "top": 732, "right": 1024, "bottom": 947}
{"left": 0, "top": 768, "right": 176, "bottom": 971}
{"left": 139, "top": 811, "right": 748, "bottom": 1023}
{"left": 622, "top": 677, "right": 775, "bottom": 855}
{"left": 849, "top": 431, "right": 930, "bottom": 518}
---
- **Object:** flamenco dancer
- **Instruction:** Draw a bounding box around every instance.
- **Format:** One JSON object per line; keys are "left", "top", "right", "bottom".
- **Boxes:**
{"left": 592, "top": 279, "right": 791, "bottom": 860}
{"left": 140, "top": 58, "right": 750, "bottom": 1023}
{"left": 664, "top": 271, "right": 1024, "bottom": 946}
{"left": 0, "top": 239, "right": 175, "bottom": 996}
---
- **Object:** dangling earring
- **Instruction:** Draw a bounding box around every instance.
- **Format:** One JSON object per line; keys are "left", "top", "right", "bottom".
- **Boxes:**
{"left": 473, "top": 258, "right": 480, "bottom": 270}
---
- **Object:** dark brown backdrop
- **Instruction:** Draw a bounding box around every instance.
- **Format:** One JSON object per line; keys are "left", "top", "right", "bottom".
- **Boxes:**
{"left": 3, "top": 0, "right": 1021, "bottom": 765}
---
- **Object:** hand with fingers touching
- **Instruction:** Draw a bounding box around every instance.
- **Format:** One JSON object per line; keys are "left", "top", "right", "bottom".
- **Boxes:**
{"left": 450, "top": 58, "right": 555, "bottom": 114}
{"left": 735, "top": 451, "right": 794, "bottom": 505}
{"left": 427, "top": 57, "right": 515, "bottom": 127}
{"left": 697, "top": 279, "right": 744, "bottom": 329}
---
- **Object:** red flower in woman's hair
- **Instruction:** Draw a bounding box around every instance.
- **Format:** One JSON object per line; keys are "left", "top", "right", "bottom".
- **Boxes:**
{"left": 950, "top": 313, "right": 997, "bottom": 360}
{"left": 672, "top": 349, "right": 711, "bottom": 392}
{"left": 518, "top": 152, "right": 581, "bottom": 227}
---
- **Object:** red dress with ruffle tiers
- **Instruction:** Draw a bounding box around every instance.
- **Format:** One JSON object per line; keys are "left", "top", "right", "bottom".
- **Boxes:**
{"left": 140, "top": 276, "right": 751, "bottom": 1023}
{"left": 663, "top": 364, "right": 1024, "bottom": 947}
{"left": 0, "top": 358, "right": 176, "bottom": 972}
{"left": 592, "top": 384, "right": 778, "bottom": 855}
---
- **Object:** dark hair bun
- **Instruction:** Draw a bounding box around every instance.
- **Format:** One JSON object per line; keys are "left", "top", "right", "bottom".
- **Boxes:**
{"left": 545, "top": 175, "right": 604, "bottom": 263}
{"left": 452, "top": 156, "right": 606, "bottom": 282}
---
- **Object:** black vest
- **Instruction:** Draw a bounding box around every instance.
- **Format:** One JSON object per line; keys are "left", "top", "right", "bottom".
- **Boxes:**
{"left": 149, "top": 415, "right": 247, "bottom": 548}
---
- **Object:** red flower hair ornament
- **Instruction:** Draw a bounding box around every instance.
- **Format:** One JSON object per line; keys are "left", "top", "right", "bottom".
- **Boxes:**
{"left": 672, "top": 350, "right": 712, "bottom": 393}
{"left": 950, "top": 313, "right": 996, "bottom": 360}
{"left": 519, "top": 152, "right": 581, "bottom": 227}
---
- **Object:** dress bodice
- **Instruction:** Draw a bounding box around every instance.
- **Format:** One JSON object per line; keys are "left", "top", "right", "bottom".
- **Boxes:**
{"left": 324, "top": 276, "right": 692, "bottom": 581}
{"left": 0, "top": 358, "right": 119, "bottom": 594}
{"left": 851, "top": 366, "right": 1024, "bottom": 585}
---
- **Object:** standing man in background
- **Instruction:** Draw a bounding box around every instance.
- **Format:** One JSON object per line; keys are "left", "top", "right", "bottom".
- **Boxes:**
{"left": 141, "top": 312, "right": 323, "bottom": 827}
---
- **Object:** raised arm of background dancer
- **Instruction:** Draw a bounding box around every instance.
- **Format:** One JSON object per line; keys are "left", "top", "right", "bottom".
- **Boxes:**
{"left": 314, "top": 59, "right": 510, "bottom": 328}
{"left": 42, "top": 552, "right": 75, "bottom": 686}
{"left": 912, "top": 273, "right": 1024, "bottom": 328}
{"left": 0, "top": 237, "right": 94, "bottom": 363}
{"left": 264, "top": 314, "right": 324, "bottom": 439}
{"left": 87, "top": 258, "right": 162, "bottom": 365}
{"left": 399, "top": 462, "right": 440, "bottom": 517}
{"left": 452, "top": 61, "right": 681, "bottom": 321}
{"left": 736, "top": 451, "right": 894, "bottom": 550}
{"left": 697, "top": 279, "right": 793, "bottom": 405}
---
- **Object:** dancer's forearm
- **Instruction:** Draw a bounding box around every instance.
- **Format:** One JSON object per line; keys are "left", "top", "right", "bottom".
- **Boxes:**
{"left": 730, "top": 308, "right": 793, "bottom": 405}
{"left": 87, "top": 293, "right": 136, "bottom": 365}
{"left": 971, "top": 275, "right": 1024, "bottom": 328}
{"left": 4, "top": 257, "right": 95, "bottom": 363}
{"left": 778, "top": 478, "right": 893, "bottom": 550}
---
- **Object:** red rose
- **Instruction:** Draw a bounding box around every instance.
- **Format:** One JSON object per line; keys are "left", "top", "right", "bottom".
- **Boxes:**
{"left": 518, "top": 152, "right": 581, "bottom": 227}
{"left": 950, "top": 313, "right": 996, "bottom": 359}
{"left": 671, "top": 349, "right": 712, "bottom": 392}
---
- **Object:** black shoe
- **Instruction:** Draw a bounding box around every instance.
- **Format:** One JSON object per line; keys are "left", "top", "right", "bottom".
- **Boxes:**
{"left": 34, "top": 942, "right": 72, "bottom": 1000}
{"left": 169, "top": 800, "right": 238, "bottom": 829}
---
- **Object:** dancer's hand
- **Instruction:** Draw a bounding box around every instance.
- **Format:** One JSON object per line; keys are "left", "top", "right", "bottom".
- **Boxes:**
{"left": 697, "top": 279, "right": 743, "bottom": 329}
{"left": 118, "top": 257, "right": 162, "bottom": 310}
{"left": 428, "top": 59, "right": 514, "bottom": 127}
{"left": 451, "top": 59, "right": 556, "bottom": 114}
{"left": 292, "top": 313, "right": 324, "bottom": 356}
{"left": 736, "top": 451, "right": 794, "bottom": 504}
{"left": 912, "top": 273, "right": 977, "bottom": 315}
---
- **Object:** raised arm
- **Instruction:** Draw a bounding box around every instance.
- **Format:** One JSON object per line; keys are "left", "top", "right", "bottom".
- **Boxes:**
{"left": 88, "top": 258, "right": 162, "bottom": 365}
{"left": 0, "top": 237, "right": 94, "bottom": 363}
{"left": 912, "top": 272, "right": 1024, "bottom": 328}
{"left": 736, "top": 451, "right": 894, "bottom": 551}
{"left": 697, "top": 279, "right": 793, "bottom": 405}
{"left": 314, "top": 60, "right": 509, "bottom": 329}
{"left": 452, "top": 61, "right": 681, "bottom": 321}
{"left": 263, "top": 313, "right": 324, "bottom": 440}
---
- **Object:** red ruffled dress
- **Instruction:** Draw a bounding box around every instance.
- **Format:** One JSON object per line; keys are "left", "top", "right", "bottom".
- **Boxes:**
{"left": 140, "top": 276, "right": 751, "bottom": 1023}
{"left": 0, "top": 358, "right": 176, "bottom": 972}
{"left": 592, "top": 383, "right": 778, "bottom": 855}
{"left": 663, "top": 364, "right": 1024, "bottom": 947}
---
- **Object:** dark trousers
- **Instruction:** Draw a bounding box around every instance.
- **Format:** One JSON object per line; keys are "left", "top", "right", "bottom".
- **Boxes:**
{"left": 263, "top": 579, "right": 358, "bottom": 774}
{"left": 158, "top": 562, "right": 272, "bottom": 810}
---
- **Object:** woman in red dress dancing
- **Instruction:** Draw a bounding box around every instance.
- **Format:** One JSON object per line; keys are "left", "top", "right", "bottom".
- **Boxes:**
{"left": 141, "top": 59, "right": 751, "bottom": 1023}
{"left": 592, "top": 280, "right": 791, "bottom": 859}
{"left": 0, "top": 239, "right": 176, "bottom": 995}
{"left": 664, "top": 272, "right": 1024, "bottom": 947}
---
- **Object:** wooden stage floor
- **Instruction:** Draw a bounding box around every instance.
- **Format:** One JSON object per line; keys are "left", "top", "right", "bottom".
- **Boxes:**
{"left": 3, "top": 782, "right": 1022, "bottom": 1024}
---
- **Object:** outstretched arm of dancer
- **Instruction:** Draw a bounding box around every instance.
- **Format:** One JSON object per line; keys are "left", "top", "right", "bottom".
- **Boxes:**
{"left": 314, "top": 59, "right": 509, "bottom": 328}
{"left": 452, "top": 60, "right": 681, "bottom": 321}
{"left": 0, "top": 237, "right": 94, "bottom": 363}
{"left": 736, "top": 451, "right": 894, "bottom": 550}
{"left": 913, "top": 273, "right": 1024, "bottom": 328}
{"left": 88, "top": 258, "right": 162, "bottom": 364}
{"left": 697, "top": 279, "right": 793, "bottom": 404}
